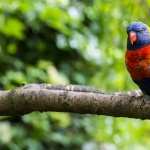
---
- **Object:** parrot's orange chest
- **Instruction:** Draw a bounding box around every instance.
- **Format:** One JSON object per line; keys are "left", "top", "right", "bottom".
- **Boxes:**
{"left": 125, "top": 45, "right": 150, "bottom": 80}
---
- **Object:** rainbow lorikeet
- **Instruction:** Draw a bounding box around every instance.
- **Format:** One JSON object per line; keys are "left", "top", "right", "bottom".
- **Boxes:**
{"left": 125, "top": 22, "right": 150, "bottom": 95}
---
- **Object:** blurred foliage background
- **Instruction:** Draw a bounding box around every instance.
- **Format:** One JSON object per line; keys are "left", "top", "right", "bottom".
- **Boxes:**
{"left": 0, "top": 0, "right": 150, "bottom": 149}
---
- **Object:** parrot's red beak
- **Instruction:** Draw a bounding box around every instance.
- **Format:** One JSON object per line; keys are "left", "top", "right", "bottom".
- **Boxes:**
{"left": 129, "top": 31, "right": 137, "bottom": 45}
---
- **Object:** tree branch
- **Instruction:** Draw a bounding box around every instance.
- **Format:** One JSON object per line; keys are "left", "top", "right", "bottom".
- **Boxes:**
{"left": 0, "top": 84, "right": 149, "bottom": 119}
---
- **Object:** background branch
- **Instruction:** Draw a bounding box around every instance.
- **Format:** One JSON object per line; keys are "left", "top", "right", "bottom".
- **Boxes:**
{"left": 0, "top": 84, "right": 149, "bottom": 120}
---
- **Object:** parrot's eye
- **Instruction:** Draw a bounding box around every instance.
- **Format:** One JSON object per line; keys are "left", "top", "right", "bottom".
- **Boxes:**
{"left": 137, "top": 28, "right": 145, "bottom": 32}
{"left": 136, "top": 27, "right": 147, "bottom": 32}
{"left": 136, "top": 30, "right": 144, "bottom": 33}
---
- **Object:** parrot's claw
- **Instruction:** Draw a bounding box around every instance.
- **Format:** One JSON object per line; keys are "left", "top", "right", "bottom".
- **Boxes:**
{"left": 127, "top": 89, "right": 143, "bottom": 97}
{"left": 134, "top": 89, "right": 143, "bottom": 97}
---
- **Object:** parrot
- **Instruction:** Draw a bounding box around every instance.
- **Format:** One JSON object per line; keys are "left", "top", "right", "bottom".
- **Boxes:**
{"left": 125, "top": 21, "right": 150, "bottom": 96}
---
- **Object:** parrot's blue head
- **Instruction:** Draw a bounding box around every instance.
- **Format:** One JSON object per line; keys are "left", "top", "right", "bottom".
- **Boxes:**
{"left": 127, "top": 21, "right": 150, "bottom": 50}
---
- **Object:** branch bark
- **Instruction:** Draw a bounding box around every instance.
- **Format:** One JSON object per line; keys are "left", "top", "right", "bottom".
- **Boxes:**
{"left": 0, "top": 84, "right": 149, "bottom": 120}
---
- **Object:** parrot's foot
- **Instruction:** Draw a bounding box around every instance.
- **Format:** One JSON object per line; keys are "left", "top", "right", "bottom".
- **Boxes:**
{"left": 127, "top": 89, "right": 143, "bottom": 97}
{"left": 134, "top": 89, "right": 143, "bottom": 97}
{"left": 133, "top": 90, "right": 150, "bottom": 100}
